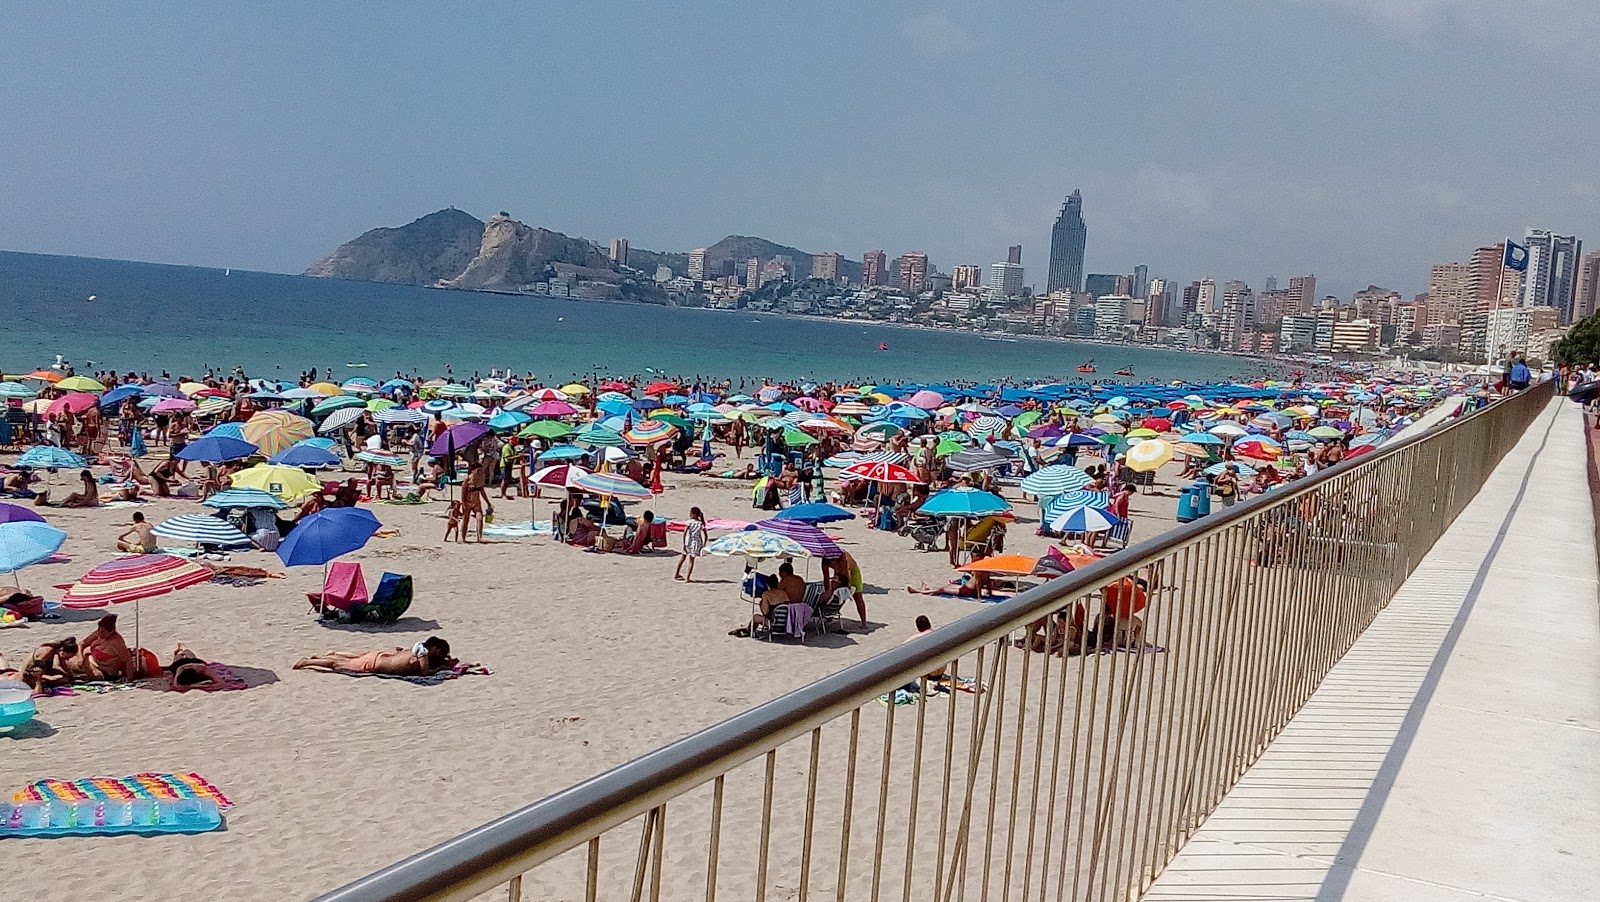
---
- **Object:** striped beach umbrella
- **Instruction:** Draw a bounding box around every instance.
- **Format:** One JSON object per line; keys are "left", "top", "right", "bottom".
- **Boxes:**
{"left": 831, "top": 401, "right": 871, "bottom": 417}
{"left": 750, "top": 519, "right": 842, "bottom": 558}
{"left": 840, "top": 460, "right": 922, "bottom": 484}
{"left": 623, "top": 420, "right": 678, "bottom": 445}
{"left": 152, "top": 514, "right": 251, "bottom": 548}
{"left": 967, "top": 415, "right": 1009, "bottom": 439}
{"left": 194, "top": 397, "right": 233, "bottom": 418}
{"left": 0, "top": 521, "right": 67, "bottom": 573}
{"left": 1125, "top": 439, "right": 1174, "bottom": 473}
{"left": 374, "top": 407, "right": 429, "bottom": 425}
{"left": 354, "top": 449, "right": 409, "bottom": 467}
{"left": 1049, "top": 504, "right": 1123, "bottom": 534}
{"left": 1020, "top": 464, "right": 1094, "bottom": 496}
{"left": 201, "top": 487, "right": 289, "bottom": 510}
{"left": 317, "top": 407, "right": 366, "bottom": 434}
{"left": 312, "top": 396, "right": 366, "bottom": 416}
{"left": 526, "top": 387, "right": 570, "bottom": 401}
{"left": 242, "top": 410, "right": 316, "bottom": 457}
{"left": 947, "top": 449, "right": 1010, "bottom": 473}
{"left": 574, "top": 424, "right": 627, "bottom": 448}
{"left": 705, "top": 530, "right": 811, "bottom": 560}
{"left": 17, "top": 446, "right": 88, "bottom": 469}
{"left": 1204, "top": 461, "right": 1259, "bottom": 478}
{"left": 60, "top": 554, "right": 212, "bottom": 609}
{"left": 571, "top": 471, "right": 653, "bottom": 499}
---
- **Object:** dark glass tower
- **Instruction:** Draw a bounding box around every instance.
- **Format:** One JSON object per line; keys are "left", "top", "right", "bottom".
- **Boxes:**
{"left": 1047, "top": 190, "right": 1086, "bottom": 294}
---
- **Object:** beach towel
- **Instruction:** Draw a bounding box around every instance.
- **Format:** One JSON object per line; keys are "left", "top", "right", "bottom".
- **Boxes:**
{"left": 14, "top": 773, "right": 234, "bottom": 811}
{"left": 322, "top": 662, "right": 492, "bottom": 686}
{"left": 784, "top": 603, "right": 812, "bottom": 638}
{"left": 36, "top": 680, "right": 141, "bottom": 698}
{"left": 482, "top": 519, "right": 552, "bottom": 539}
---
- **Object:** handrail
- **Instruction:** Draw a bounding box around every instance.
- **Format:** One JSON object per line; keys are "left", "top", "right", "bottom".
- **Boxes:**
{"left": 312, "top": 381, "right": 1552, "bottom": 902}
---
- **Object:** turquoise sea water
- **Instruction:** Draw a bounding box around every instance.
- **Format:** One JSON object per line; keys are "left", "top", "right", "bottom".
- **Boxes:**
{"left": 0, "top": 251, "right": 1264, "bottom": 386}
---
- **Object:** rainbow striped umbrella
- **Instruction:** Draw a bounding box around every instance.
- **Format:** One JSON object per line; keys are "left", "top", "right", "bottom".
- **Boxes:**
{"left": 571, "top": 471, "right": 653, "bottom": 499}
{"left": 242, "top": 410, "right": 316, "bottom": 457}
{"left": 60, "top": 553, "right": 214, "bottom": 653}
{"left": 750, "top": 519, "right": 841, "bottom": 557}
{"left": 623, "top": 420, "right": 677, "bottom": 445}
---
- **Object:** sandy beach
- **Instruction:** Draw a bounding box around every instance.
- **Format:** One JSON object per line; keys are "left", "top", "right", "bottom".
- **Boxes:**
{"left": 3, "top": 453, "right": 1182, "bottom": 900}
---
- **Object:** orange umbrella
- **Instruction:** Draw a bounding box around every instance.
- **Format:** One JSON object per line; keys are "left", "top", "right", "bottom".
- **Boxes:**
{"left": 958, "top": 554, "right": 1041, "bottom": 575}
{"left": 22, "top": 370, "right": 62, "bottom": 383}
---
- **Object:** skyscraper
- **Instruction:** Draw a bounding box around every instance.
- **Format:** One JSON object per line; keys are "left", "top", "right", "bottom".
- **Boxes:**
{"left": 1576, "top": 251, "right": 1600, "bottom": 323}
{"left": 1132, "top": 265, "right": 1149, "bottom": 302}
{"left": 811, "top": 253, "right": 842, "bottom": 282}
{"left": 898, "top": 252, "right": 929, "bottom": 293}
{"left": 687, "top": 247, "right": 708, "bottom": 281}
{"left": 1468, "top": 242, "right": 1519, "bottom": 313}
{"left": 952, "top": 265, "right": 983, "bottom": 291}
{"left": 862, "top": 250, "right": 886, "bottom": 287}
{"left": 1007, "top": 245, "right": 1023, "bottom": 265}
{"left": 988, "top": 262, "right": 1024, "bottom": 297}
{"left": 1084, "top": 274, "right": 1119, "bottom": 299}
{"left": 609, "top": 238, "right": 629, "bottom": 267}
{"left": 1520, "top": 229, "right": 1583, "bottom": 321}
{"left": 1427, "top": 262, "right": 1470, "bottom": 324}
{"left": 1197, "top": 278, "right": 1217, "bottom": 315}
{"left": 1286, "top": 275, "right": 1316, "bottom": 316}
{"left": 745, "top": 257, "right": 761, "bottom": 289}
{"left": 1046, "top": 190, "right": 1086, "bottom": 294}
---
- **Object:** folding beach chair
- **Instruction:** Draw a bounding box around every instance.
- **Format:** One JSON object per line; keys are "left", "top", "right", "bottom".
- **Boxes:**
{"left": 346, "top": 572, "right": 413, "bottom": 625}
{"left": 307, "top": 561, "right": 367, "bottom": 618}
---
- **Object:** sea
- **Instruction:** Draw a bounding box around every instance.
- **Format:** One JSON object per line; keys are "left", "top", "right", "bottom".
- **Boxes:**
{"left": 0, "top": 251, "right": 1266, "bottom": 387}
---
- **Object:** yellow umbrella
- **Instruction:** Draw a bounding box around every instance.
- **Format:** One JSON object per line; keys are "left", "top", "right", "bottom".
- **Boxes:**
{"left": 307, "top": 382, "right": 343, "bottom": 397}
{"left": 178, "top": 381, "right": 210, "bottom": 397}
{"left": 55, "top": 375, "right": 106, "bottom": 392}
{"left": 230, "top": 463, "right": 322, "bottom": 502}
{"left": 559, "top": 383, "right": 591, "bottom": 396}
{"left": 241, "top": 409, "right": 315, "bottom": 457}
{"left": 1125, "top": 439, "right": 1174, "bottom": 473}
{"left": 1091, "top": 413, "right": 1121, "bottom": 424}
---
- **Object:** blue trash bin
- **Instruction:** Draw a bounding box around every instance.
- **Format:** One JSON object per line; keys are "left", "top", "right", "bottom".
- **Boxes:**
{"left": 1176, "top": 486, "right": 1197, "bottom": 523}
{"left": 1193, "top": 481, "right": 1213, "bottom": 517}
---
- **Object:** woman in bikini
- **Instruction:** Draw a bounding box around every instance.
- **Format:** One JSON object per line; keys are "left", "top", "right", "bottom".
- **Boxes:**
{"left": 293, "top": 638, "right": 451, "bottom": 677}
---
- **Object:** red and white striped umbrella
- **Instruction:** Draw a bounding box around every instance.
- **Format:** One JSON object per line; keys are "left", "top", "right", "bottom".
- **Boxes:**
{"left": 61, "top": 554, "right": 212, "bottom": 608}
{"left": 840, "top": 460, "right": 922, "bottom": 484}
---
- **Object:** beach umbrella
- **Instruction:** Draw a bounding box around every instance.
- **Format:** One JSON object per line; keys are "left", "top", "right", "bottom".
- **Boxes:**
{"left": 380, "top": 378, "right": 414, "bottom": 392}
{"left": 317, "top": 407, "right": 366, "bottom": 434}
{"left": 524, "top": 387, "right": 570, "bottom": 402}
{"left": 59, "top": 553, "right": 213, "bottom": 652}
{"left": 831, "top": 401, "right": 871, "bottom": 417}
{"left": 374, "top": 407, "right": 429, "bottom": 425}
{"left": 1125, "top": 439, "right": 1174, "bottom": 473}
{"left": 17, "top": 446, "right": 88, "bottom": 469}
{"left": 0, "top": 503, "right": 45, "bottom": 525}
{"left": 242, "top": 410, "right": 316, "bottom": 457}
{"left": 1049, "top": 504, "right": 1123, "bottom": 534}
{"left": 1020, "top": 464, "right": 1094, "bottom": 496}
{"left": 1208, "top": 422, "right": 1248, "bottom": 438}
{"left": 176, "top": 435, "right": 260, "bottom": 463}
{"left": 750, "top": 519, "right": 842, "bottom": 558}
{"left": 429, "top": 422, "right": 490, "bottom": 455}
{"left": 152, "top": 514, "right": 251, "bottom": 549}
{"left": 518, "top": 420, "right": 575, "bottom": 441}
{"left": 571, "top": 471, "right": 653, "bottom": 499}
{"left": 1125, "top": 428, "right": 1160, "bottom": 440}
{"left": 46, "top": 393, "right": 99, "bottom": 416}
{"left": 1233, "top": 438, "right": 1283, "bottom": 462}
{"left": 623, "top": 420, "right": 678, "bottom": 445}
{"left": 906, "top": 389, "right": 945, "bottom": 410}
{"left": 340, "top": 378, "right": 379, "bottom": 393}
{"left": 1308, "top": 425, "right": 1345, "bottom": 439}
{"left": 856, "top": 422, "right": 903, "bottom": 442}
{"left": 773, "top": 502, "right": 855, "bottom": 524}
{"left": 958, "top": 554, "right": 1041, "bottom": 575}
{"left": 353, "top": 449, "right": 409, "bottom": 468}
{"left": 840, "top": 460, "right": 921, "bottom": 485}
{"left": 560, "top": 383, "right": 591, "bottom": 396}
{"left": 54, "top": 375, "right": 106, "bottom": 393}
{"left": 269, "top": 444, "right": 343, "bottom": 468}
{"left": 487, "top": 410, "right": 533, "bottom": 432}
{"left": 530, "top": 463, "right": 590, "bottom": 492}
{"left": 918, "top": 488, "right": 1011, "bottom": 518}
{"left": 1179, "top": 432, "right": 1224, "bottom": 446}
{"left": 704, "top": 530, "right": 810, "bottom": 560}
{"left": 0, "top": 381, "right": 37, "bottom": 400}
{"left": 307, "top": 382, "right": 344, "bottom": 397}
{"left": 313, "top": 396, "right": 366, "bottom": 416}
{"left": 1204, "top": 461, "right": 1258, "bottom": 478}
{"left": 201, "top": 487, "right": 289, "bottom": 510}
{"left": 528, "top": 400, "right": 580, "bottom": 418}
{"left": 574, "top": 424, "right": 627, "bottom": 448}
{"left": 202, "top": 422, "right": 247, "bottom": 441}
{"left": 20, "top": 370, "right": 63, "bottom": 384}
{"left": 276, "top": 508, "right": 381, "bottom": 567}
{"left": 0, "top": 521, "right": 66, "bottom": 575}
{"left": 231, "top": 463, "right": 323, "bottom": 502}
{"left": 781, "top": 428, "right": 818, "bottom": 447}
{"left": 536, "top": 444, "right": 589, "bottom": 463}
{"left": 947, "top": 449, "right": 1010, "bottom": 473}
{"left": 647, "top": 412, "right": 693, "bottom": 431}
{"left": 150, "top": 397, "right": 196, "bottom": 414}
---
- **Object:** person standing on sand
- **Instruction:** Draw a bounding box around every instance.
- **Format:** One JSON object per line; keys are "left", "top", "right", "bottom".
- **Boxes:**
{"left": 675, "top": 506, "right": 706, "bottom": 582}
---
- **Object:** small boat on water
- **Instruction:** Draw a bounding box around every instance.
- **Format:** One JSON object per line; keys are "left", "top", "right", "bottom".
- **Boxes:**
{"left": 878, "top": 342, "right": 889, "bottom": 351}
{"left": 1113, "top": 366, "right": 1135, "bottom": 377}
{"left": 1076, "top": 359, "right": 1096, "bottom": 374}
{"left": 346, "top": 362, "right": 369, "bottom": 368}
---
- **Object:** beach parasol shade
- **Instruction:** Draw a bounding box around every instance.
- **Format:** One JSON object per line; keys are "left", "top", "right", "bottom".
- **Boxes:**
{"left": 1208, "top": 422, "right": 1248, "bottom": 437}
{"left": 201, "top": 487, "right": 289, "bottom": 510}
{"left": 967, "top": 415, "right": 1010, "bottom": 439}
{"left": 772, "top": 502, "right": 855, "bottom": 524}
{"left": 231, "top": 463, "right": 323, "bottom": 502}
{"left": 1178, "top": 432, "right": 1224, "bottom": 445}
{"left": 642, "top": 381, "right": 681, "bottom": 396}
{"left": 559, "top": 383, "right": 591, "bottom": 396}
{"left": 1232, "top": 438, "right": 1283, "bottom": 462}
{"left": 1125, "top": 439, "right": 1174, "bottom": 473}
{"left": 623, "top": 420, "right": 678, "bottom": 445}
{"left": 906, "top": 389, "right": 945, "bottom": 410}
{"left": 269, "top": 444, "right": 343, "bottom": 468}
{"left": 571, "top": 471, "right": 653, "bottom": 499}
{"left": 947, "top": 449, "right": 1010, "bottom": 473}
{"left": 1204, "top": 461, "right": 1258, "bottom": 478}
{"left": 487, "top": 411, "right": 532, "bottom": 431}
{"left": 374, "top": 407, "right": 429, "bottom": 425}
{"left": 1020, "top": 464, "right": 1094, "bottom": 496}
{"left": 276, "top": 507, "right": 380, "bottom": 566}
{"left": 958, "top": 554, "right": 1041, "bottom": 575}
{"left": 1308, "top": 425, "right": 1345, "bottom": 439}
{"left": 429, "top": 422, "right": 490, "bottom": 456}
{"left": 150, "top": 397, "right": 196, "bottom": 414}
{"left": 22, "top": 370, "right": 64, "bottom": 384}
{"left": 525, "top": 387, "right": 570, "bottom": 401}
{"left": 242, "top": 410, "right": 316, "bottom": 457}
{"left": 353, "top": 449, "right": 409, "bottom": 467}
{"left": 152, "top": 514, "right": 251, "bottom": 548}
{"left": 176, "top": 435, "right": 260, "bottom": 463}
{"left": 574, "top": 424, "right": 626, "bottom": 448}
{"left": 840, "top": 460, "right": 922, "bottom": 484}
{"left": 519, "top": 420, "right": 575, "bottom": 440}
{"left": 536, "top": 444, "right": 589, "bottom": 463}
{"left": 0, "top": 382, "right": 38, "bottom": 400}
{"left": 530, "top": 463, "right": 591, "bottom": 491}
{"left": 307, "top": 382, "right": 344, "bottom": 397}
{"left": 60, "top": 554, "right": 211, "bottom": 609}
{"left": 856, "top": 422, "right": 903, "bottom": 441}
{"left": 918, "top": 488, "right": 1011, "bottom": 518}
{"left": 0, "top": 521, "right": 67, "bottom": 573}
{"left": 17, "top": 446, "right": 88, "bottom": 469}
{"left": 750, "top": 519, "right": 842, "bottom": 557}
{"left": 47, "top": 393, "right": 99, "bottom": 416}
{"left": 528, "top": 400, "right": 580, "bottom": 418}
{"left": 54, "top": 376, "right": 106, "bottom": 393}
{"left": 0, "top": 503, "right": 46, "bottom": 525}
{"left": 705, "top": 530, "right": 811, "bottom": 560}
{"left": 317, "top": 407, "right": 366, "bottom": 434}
{"left": 830, "top": 401, "right": 871, "bottom": 417}
{"left": 1049, "top": 504, "right": 1123, "bottom": 534}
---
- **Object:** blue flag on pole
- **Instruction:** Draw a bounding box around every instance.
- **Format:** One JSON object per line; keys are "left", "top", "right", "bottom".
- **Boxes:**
{"left": 1503, "top": 238, "right": 1529, "bottom": 272}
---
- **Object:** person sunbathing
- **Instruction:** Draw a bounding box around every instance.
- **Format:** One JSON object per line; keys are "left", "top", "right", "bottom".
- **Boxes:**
{"left": 166, "top": 643, "right": 219, "bottom": 688}
{"left": 566, "top": 511, "right": 599, "bottom": 547}
{"left": 906, "top": 571, "right": 994, "bottom": 599}
{"left": 22, "top": 637, "right": 80, "bottom": 691}
{"left": 293, "top": 638, "right": 452, "bottom": 677}
{"left": 79, "top": 613, "right": 137, "bottom": 680}
{"left": 41, "top": 469, "right": 100, "bottom": 508}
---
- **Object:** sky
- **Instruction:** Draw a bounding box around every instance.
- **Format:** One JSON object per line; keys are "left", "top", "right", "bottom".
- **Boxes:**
{"left": 2, "top": 0, "right": 1596, "bottom": 299}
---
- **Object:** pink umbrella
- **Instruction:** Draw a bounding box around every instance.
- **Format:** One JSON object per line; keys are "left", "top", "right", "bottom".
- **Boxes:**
{"left": 46, "top": 393, "right": 98, "bottom": 416}
{"left": 841, "top": 460, "right": 922, "bottom": 484}
{"left": 152, "top": 398, "right": 196, "bottom": 414}
{"left": 793, "top": 397, "right": 828, "bottom": 411}
{"left": 907, "top": 389, "right": 946, "bottom": 410}
{"left": 528, "top": 400, "right": 580, "bottom": 417}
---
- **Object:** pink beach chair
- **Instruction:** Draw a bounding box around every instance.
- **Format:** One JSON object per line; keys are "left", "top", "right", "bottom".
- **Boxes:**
{"left": 306, "top": 561, "right": 368, "bottom": 616}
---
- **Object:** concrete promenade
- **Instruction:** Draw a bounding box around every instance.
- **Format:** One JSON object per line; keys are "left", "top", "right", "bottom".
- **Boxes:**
{"left": 1144, "top": 394, "right": 1600, "bottom": 901}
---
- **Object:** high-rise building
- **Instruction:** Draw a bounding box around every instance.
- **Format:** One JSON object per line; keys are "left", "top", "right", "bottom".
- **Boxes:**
{"left": 1279, "top": 314, "right": 1319, "bottom": 352}
{"left": 609, "top": 238, "right": 629, "bottom": 267}
{"left": 1427, "top": 262, "right": 1471, "bottom": 324}
{"left": 687, "top": 247, "right": 708, "bottom": 281}
{"left": 1265, "top": 276, "right": 1279, "bottom": 293}
{"left": 1286, "top": 275, "right": 1316, "bottom": 316}
{"left": 1046, "top": 190, "right": 1087, "bottom": 294}
{"left": 988, "top": 262, "right": 1025, "bottom": 297}
{"left": 1197, "top": 278, "right": 1217, "bottom": 315}
{"left": 1576, "top": 250, "right": 1600, "bottom": 322}
{"left": 862, "top": 250, "right": 886, "bottom": 287}
{"left": 1007, "top": 245, "right": 1022, "bottom": 266}
{"left": 1181, "top": 282, "right": 1201, "bottom": 320}
{"left": 1146, "top": 277, "right": 1171, "bottom": 326}
{"left": 952, "top": 265, "right": 983, "bottom": 291}
{"left": 1468, "top": 242, "right": 1520, "bottom": 314}
{"left": 1094, "top": 294, "right": 1130, "bottom": 338}
{"left": 1084, "top": 274, "right": 1119, "bottom": 298}
{"left": 898, "top": 252, "right": 930, "bottom": 293}
{"left": 1485, "top": 306, "right": 1560, "bottom": 358}
{"left": 1219, "top": 281, "right": 1254, "bottom": 350}
{"left": 745, "top": 257, "right": 761, "bottom": 289}
{"left": 811, "top": 253, "right": 842, "bottom": 282}
{"left": 1520, "top": 229, "right": 1583, "bottom": 321}
{"left": 1132, "top": 265, "right": 1149, "bottom": 303}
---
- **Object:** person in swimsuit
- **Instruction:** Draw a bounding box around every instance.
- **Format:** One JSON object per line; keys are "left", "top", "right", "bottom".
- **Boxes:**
{"left": 292, "top": 637, "right": 452, "bottom": 676}
{"left": 21, "top": 638, "right": 80, "bottom": 691}
{"left": 79, "top": 613, "right": 137, "bottom": 680}
{"left": 117, "top": 511, "right": 156, "bottom": 553}
{"left": 166, "top": 644, "right": 219, "bottom": 688}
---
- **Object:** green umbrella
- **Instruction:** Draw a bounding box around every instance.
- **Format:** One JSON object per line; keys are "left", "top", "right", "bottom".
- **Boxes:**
{"left": 365, "top": 398, "right": 397, "bottom": 411}
{"left": 938, "top": 430, "right": 969, "bottom": 444}
{"left": 1013, "top": 410, "right": 1043, "bottom": 428}
{"left": 313, "top": 395, "right": 366, "bottom": 415}
{"left": 520, "top": 420, "right": 575, "bottom": 440}
{"left": 648, "top": 412, "right": 693, "bottom": 430}
{"left": 575, "top": 423, "right": 626, "bottom": 447}
{"left": 782, "top": 428, "right": 818, "bottom": 447}
{"left": 935, "top": 438, "right": 966, "bottom": 457}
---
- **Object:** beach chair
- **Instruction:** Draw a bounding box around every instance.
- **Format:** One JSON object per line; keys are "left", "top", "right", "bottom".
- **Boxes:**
{"left": 814, "top": 587, "right": 851, "bottom": 634}
{"left": 307, "top": 561, "right": 368, "bottom": 617}
{"left": 345, "top": 572, "right": 413, "bottom": 624}
{"left": 649, "top": 520, "right": 668, "bottom": 550}
{"left": 1106, "top": 519, "right": 1133, "bottom": 549}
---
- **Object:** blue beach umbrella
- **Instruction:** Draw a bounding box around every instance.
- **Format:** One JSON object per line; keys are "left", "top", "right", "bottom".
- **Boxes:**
{"left": 152, "top": 514, "right": 252, "bottom": 548}
{"left": 98, "top": 384, "right": 143, "bottom": 407}
{"left": 536, "top": 444, "right": 589, "bottom": 463}
{"left": 918, "top": 488, "right": 1011, "bottom": 518}
{"left": 176, "top": 435, "right": 259, "bottom": 463}
{"left": 201, "top": 488, "right": 290, "bottom": 510}
{"left": 1179, "top": 432, "right": 1224, "bottom": 446}
{"left": 0, "top": 521, "right": 67, "bottom": 574}
{"left": 268, "top": 444, "right": 342, "bottom": 468}
{"left": 1020, "top": 465, "right": 1094, "bottom": 496}
{"left": 276, "top": 508, "right": 381, "bottom": 567}
{"left": 773, "top": 502, "right": 856, "bottom": 524}
{"left": 1049, "top": 504, "right": 1122, "bottom": 533}
{"left": 17, "top": 446, "right": 88, "bottom": 469}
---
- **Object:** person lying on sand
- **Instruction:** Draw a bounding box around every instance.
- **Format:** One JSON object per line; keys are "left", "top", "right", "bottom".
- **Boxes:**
{"left": 293, "top": 637, "right": 453, "bottom": 677}
{"left": 906, "top": 571, "right": 994, "bottom": 599}
{"left": 167, "top": 643, "right": 219, "bottom": 688}
{"left": 21, "top": 637, "right": 80, "bottom": 691}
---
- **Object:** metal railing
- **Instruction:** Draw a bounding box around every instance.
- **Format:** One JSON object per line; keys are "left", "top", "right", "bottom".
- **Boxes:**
{"left": 313, "top": 382, "right": 1553, "bottom": 902}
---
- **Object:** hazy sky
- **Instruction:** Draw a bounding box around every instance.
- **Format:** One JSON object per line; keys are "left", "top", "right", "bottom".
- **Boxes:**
{"left": 3, "top": 1, "right": 1595, "bottom": 297}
